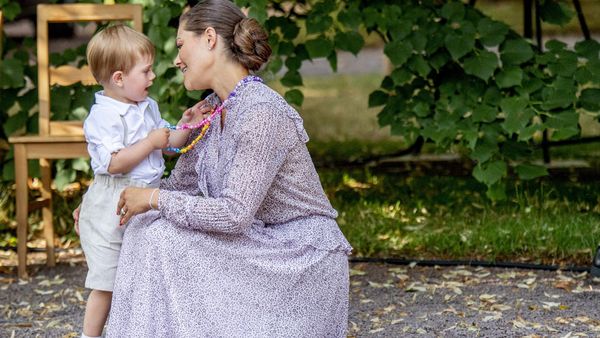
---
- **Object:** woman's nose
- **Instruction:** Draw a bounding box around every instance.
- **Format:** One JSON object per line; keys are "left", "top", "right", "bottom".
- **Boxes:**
{"left": 174, "top": 53, "right": 181, "bottom": 67}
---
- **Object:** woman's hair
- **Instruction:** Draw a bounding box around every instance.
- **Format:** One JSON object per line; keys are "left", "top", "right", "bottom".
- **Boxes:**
{"left": 86, "top": 24, "right": 155, "bottom": 85}
{"left": 180, "top": 0, "right": 271, "bottom": 71}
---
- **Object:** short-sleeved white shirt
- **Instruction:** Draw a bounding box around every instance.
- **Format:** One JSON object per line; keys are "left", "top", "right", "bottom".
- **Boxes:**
{"left": 83, "top": 91, "right": 167, "bottom": 185}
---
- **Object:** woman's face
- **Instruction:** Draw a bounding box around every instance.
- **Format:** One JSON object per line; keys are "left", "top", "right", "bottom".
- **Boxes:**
{"left": 174, "top": 26, "right": 214, "bottom": 91}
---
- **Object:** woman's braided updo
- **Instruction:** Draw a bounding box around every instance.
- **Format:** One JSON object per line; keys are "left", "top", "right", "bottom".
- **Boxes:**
{"left": 180, "top": 0, "right": 272, "bottom": 71}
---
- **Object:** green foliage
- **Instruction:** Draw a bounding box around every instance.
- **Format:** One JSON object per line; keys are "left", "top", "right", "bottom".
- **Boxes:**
{"left": 362, "top": 0, "right": 600, "bottom": 199}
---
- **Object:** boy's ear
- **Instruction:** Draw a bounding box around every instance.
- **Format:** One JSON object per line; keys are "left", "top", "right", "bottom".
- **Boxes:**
{"left": 111, "top": 70, "right": 125, "bottom": 87}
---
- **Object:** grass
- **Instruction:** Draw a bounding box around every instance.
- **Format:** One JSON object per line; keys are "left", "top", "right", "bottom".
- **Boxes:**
{"left": 322, "top": 169, "right": 600, "bottom": 266}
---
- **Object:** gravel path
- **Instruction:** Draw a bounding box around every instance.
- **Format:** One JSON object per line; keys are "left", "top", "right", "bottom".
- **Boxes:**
{"left": 1, "top": 259, "right": 599, "bottom": 337}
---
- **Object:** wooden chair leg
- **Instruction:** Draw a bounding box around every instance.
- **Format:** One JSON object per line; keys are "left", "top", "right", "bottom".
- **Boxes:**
{"left": 14, "top": 144, "right": 29, "bottom": 279}
{"left": 40, "top": 158, "right": 55, "bottom": 267}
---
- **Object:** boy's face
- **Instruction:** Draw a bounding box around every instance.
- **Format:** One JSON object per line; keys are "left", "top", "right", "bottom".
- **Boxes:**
{"left": 121, "top": 54, "right": 156, "bottom": 103}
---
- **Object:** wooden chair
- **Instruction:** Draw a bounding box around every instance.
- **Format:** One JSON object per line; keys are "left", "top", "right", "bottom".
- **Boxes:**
{"left": 8, "top": 3, "right": 143, "bottom": 279}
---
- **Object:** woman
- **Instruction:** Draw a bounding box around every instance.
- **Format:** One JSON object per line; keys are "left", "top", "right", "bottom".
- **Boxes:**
{"left": 107, "top": 0, "right": 352, "bottom": 336}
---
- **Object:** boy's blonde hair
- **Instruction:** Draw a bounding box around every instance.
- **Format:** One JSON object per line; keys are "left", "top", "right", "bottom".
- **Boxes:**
{"left": 86, "top": 24, "right": 155, "bottom": 85}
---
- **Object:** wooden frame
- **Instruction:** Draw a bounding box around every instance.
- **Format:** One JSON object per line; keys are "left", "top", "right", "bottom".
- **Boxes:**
{"left": 8, "top": 4, "right": 143, "bottom": 279}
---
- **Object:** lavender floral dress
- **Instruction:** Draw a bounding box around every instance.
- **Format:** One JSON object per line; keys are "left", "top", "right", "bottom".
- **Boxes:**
{"left": 106, "top": 80, "right": 352, "bottom": 337}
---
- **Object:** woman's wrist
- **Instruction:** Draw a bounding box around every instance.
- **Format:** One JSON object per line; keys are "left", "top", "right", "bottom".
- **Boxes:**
{"left": 149, "top": 188, "right": 159, "bottom": 210}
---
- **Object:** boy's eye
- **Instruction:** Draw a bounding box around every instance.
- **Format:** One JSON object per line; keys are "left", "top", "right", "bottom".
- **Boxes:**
{"left": 176, "top": 44, "right": 182, "bottom": 49}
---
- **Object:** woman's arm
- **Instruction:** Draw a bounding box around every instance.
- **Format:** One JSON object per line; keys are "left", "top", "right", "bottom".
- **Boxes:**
{"left": 158, "top": 105, "right": 295, "bottom": 234}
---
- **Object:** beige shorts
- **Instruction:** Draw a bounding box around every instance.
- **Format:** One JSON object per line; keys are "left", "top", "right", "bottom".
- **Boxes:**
{"left": 79, "top": 175, "right": 156, "bottom": 291}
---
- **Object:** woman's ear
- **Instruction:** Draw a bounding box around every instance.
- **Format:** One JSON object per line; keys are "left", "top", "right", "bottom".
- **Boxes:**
{"left": 111, "top": 70, "right": 125, "bottom": 87}
{"left": 204, "top": 27, "right": 217, "bottom": 51}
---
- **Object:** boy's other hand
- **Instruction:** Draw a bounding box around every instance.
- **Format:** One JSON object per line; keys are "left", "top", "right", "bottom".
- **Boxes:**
{"left": 147, "top": 128, "right": 170, "bottom": 149}
{"left": 182, "top": 100, "right": 213, "bottom": 125}
{"left": 72, "top": 205, "right": 81, "bottom": 236}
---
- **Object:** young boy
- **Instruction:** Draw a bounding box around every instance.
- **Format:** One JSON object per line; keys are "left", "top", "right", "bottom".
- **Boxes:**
{"left": 77, "top": 24, "right": 201, "bottom": 338}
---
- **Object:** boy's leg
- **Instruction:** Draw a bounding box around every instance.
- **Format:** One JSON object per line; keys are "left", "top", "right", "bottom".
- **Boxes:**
{"left": 83, "top": 289, "right": 112, "bottom": 337}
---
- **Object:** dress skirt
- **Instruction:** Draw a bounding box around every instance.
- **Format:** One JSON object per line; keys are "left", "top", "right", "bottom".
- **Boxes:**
{"left": 106, "top": 212, "right": 350, "bottom": 337}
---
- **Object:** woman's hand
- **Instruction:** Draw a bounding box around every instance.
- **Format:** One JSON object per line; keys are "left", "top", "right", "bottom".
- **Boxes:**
{"left": 117, "top": 187, "right": 156, "bottom": 225}
{"left": 72, "top": 205, "right": 81, "bottom": 235}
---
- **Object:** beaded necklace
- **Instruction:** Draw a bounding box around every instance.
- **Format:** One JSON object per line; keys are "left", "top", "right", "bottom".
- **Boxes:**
{"left": 164, "top": 75, "right": 263, "bottom": 154}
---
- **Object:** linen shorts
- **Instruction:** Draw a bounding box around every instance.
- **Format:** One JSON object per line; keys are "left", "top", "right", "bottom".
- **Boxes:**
{"left": 79, "top": 175, "right": 157, "bottom": 291}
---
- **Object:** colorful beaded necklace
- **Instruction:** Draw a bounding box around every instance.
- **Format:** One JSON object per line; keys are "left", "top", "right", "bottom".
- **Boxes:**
{"left": 165, "top": 75, "right": 263, "bottom": 154}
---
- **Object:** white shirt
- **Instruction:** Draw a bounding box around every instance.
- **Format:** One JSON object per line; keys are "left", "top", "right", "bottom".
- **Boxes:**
{"left": 83, "top": 91, "right": 167, "bottom": 185}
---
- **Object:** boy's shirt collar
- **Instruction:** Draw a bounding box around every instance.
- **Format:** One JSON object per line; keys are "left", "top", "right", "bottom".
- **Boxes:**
{"left": 94, "top": 91, "right": 151, "bottom": 116}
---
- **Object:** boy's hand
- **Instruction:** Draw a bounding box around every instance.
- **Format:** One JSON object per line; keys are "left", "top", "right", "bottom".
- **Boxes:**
{"left": 72, "top": 205, "right": 81, "bottom": 236}
{"left": 147, "top": 128, "right": 170, "bottom": 149}
{"left": 180, "top": 100, "right": 213, "bottom": 125}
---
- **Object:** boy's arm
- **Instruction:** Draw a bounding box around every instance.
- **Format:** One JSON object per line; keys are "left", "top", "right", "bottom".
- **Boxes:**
{"left": 108, "top": 128, "right": 169, "bottom": 174}
{"left": 164, "top": 101, "right": 213, "bottom": 153}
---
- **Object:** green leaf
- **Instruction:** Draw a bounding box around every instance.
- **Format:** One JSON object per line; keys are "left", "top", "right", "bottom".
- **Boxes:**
{"left": 501, "top": 39, "right": 534, "bottom": 65}
{"left": 471, "top": 134, "right": 499, "bottom": 162}
{"left": 463, "top": 50, "right": 497, "bottom": 81}
{"left": 305, "top": 36, "right": 334, "bottom": 59}
{"left": 0, "top": 59, "right": 25, "bottom": 88}
{"left": 280, "top": 70, "right": 303, "bottom": 87}
{"left": 575, "top": 39, "right": 600, "bottom": 60}
{"left": 334, "top": 31, "right": 364, "bottom": 55}
{"left": 412, "top": 101, "right": 431, "bottom": 118}
{"left": 548, "top": 51, "right": 578, "bottom": 77}
{"left": 1, "top": 1, "right": 21, "bottom": 21}
{"left": 388, "top": 20, "right": 413, "bottom": 41}
{"left": 284, "top": 89, "right": 304, "bottom": 106}
{"left": 369, "top": 90, "right": 388, "bottom": 108}
{"left": 362, "top": 7, "right": 381, "bottom": 29}
{"left": 546, "top": 109, "right": 579, "bottom": 141}
{"left": 429, "top": 51, "right": 450, "bottom": 71}
{"left": 408, "top": 55, "right": 431, "bottom": 78}
{"left": 486, "top": 181, "right": 507, "bottom": 201}
{"left": 441, "top": 2, "right": 465, "bottom": 21}
{"left": 2, "top": 110, "right": 28, "bottom": 135}
{"left": 327, "top": 52, "right": 338, "bottom": 72}
{"left": 384, "top": 40, "right": 413, "bottom": 67}
{"left": 152, "top": 8, "right": 171, "bottom": 26}
{"left": 280, "top": 21, "right": 300, "bottom": 40}
{"left": 539, "top": 0, "right": 574, "bottom": 26}
{"left": 579, "top": 88, "right": 600, "bottom": 111}
{"left": 541, "top": 77, "right": 576, "bottom": 110}
{"left": 500, "top": 96, "right": 531, "bottom": 134}
{"left": 268, "top": 56, "right": 283, "bottom": 74}
{"left": 445, "top": 31, "right": 475, "bottom": 61}
{"left": 391, "top": 68, "right": 413, "bottom": 85}
{"left": 520, "top": 76, "right": 544, "bottom": 94}
{"left": 477, "top": 18, "right": 508, "bottom": 47}
{"left": 545, "top": 39, "right": 566, "bottom": 51}
{"left": 515, "top": 164, "right": 548, "bottom": 180}
{"left": 54, "top": 168, "right": 76, "bottom": 191}
{"left": 306, "top": 14, "right": 333, "bottom": 35}
{"left": 472, "top": 105, "right": 497, "bottom": 123}
{"left": 72, "top": 158, "right": 90, "bottom": 172}
{"left": 495, "top": 67, "right": 523, "bottom": 88}
{"left": 248, "top": 1, "right": 268, "bottom": 23}
{"left": 285, "top": 56, "right": 302, "bottom": 71}
{"left": 408, "top": 30, "right": 428, "bottom": 53}
{"left": 337, "top": 6, "right": 362, "bottom": 29}
{"left": 473, "top": 160, "right": 506, "bottom": 186}
{"left": 574, "top": 65, "right": 593, "bottom": 85}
